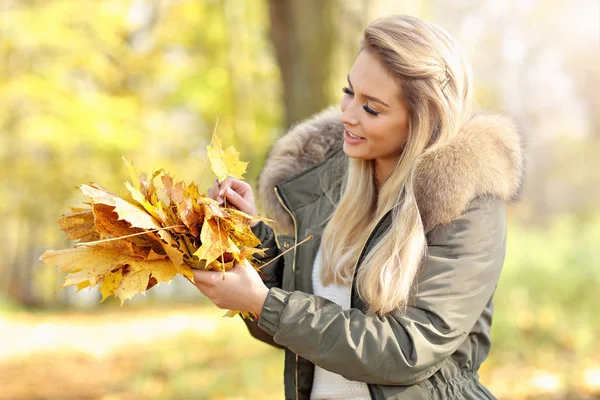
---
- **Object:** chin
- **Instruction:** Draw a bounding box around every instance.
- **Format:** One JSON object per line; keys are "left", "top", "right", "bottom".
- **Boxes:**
{"left": 343, "top": 143, "right": 368, "bottom": 160}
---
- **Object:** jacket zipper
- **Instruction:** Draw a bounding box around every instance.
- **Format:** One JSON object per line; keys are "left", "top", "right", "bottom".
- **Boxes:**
{"left": 273, "top": 185, "right": 300, "bottom": 400}
{"left": 351, "top": 209, "right": 393, "bottom": 400}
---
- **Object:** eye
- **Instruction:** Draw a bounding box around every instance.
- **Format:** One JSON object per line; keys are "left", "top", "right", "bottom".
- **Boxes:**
{"left": 342, "top": 87, "right": 380, "bottom": 116}
{"left": 363, "top": 105, "right": 379, "bottom": 116}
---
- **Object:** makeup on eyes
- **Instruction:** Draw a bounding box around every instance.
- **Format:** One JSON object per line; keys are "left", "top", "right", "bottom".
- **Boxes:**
{"left": 342, "top": 86, "right": 380, "bottom": 116}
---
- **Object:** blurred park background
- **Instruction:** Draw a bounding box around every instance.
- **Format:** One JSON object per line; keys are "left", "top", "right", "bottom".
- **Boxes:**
{"left": 1, "top": 0, "right": 599, "bottom": 399}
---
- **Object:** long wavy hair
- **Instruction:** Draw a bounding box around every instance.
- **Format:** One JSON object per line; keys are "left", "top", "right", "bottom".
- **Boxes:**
{"left": 319, "top": 15, "right": 474, "bottom": 316}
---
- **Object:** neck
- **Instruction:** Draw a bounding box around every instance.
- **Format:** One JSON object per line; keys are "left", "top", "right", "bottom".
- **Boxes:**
{"left": 374, "top": 158, "right": 395, "bottom": 189}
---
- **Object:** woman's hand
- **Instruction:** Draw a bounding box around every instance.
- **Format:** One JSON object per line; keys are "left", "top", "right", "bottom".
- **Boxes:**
{"left": 207, "top": 178, "right": 259, "bottom": 227}
{"left": 193, "top": 259, "right": 270, "bottom": 315}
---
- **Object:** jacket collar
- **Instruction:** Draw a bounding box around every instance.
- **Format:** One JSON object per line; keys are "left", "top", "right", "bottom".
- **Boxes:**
{"left": 257, "top": 105, "right": 526, "bottom": 235}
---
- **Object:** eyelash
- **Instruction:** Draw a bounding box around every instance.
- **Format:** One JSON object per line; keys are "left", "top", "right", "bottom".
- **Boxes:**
{"left": 342, "top": 86, "right": 380, "bottom": 116}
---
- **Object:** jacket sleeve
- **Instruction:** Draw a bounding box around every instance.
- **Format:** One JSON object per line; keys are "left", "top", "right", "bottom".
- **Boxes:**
{"left": 254, "top": 196, "right": 506, "bottom": 385}
{"left": 239, "top": 220, "right": 285, "bottom": 349}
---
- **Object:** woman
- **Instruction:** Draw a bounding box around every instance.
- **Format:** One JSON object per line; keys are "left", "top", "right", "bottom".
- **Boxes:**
{"left": 194, "top": 15, "right": 525, "bottom": 399}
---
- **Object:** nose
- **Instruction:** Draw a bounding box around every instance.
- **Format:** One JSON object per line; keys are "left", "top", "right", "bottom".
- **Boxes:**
{"left": 340, "top": 99, "right": 359, "bottom": 126}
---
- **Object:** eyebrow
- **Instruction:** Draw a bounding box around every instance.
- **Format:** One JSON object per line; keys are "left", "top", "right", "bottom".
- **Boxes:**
{"left": 347, "top": 74, "right": 390, "bottom": 108}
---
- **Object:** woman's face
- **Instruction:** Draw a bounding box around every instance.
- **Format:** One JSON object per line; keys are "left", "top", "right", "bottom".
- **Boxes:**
{"left": 340, "top": 50, "right": 410, "bottom": 177}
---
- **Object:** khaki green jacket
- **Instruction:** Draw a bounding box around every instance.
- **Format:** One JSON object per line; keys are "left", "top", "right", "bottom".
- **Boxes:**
{"left": 242, "top": 106, "right": 525, "bottom": 400}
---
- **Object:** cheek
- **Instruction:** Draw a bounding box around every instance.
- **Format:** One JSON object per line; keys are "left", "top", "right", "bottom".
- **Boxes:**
{"left": 368, "top": 121, "right": 407, "bottom": 149}
{"left": 340, "top": 96, "right": 351, "bottom": 111}
{"left": 365, "top": 120, "right": 388, "bottom": 141}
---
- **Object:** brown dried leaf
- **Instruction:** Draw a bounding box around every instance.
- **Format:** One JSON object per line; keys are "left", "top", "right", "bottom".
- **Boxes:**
{"left": 40, "top": 247, "right": 179, "bottom": 304}
{"left": 178, "top": 198, "right": 201, "bottom": 237}
{"left": 194, "top": 218, "right": 239, "bottom": 267}
{"left": 58, "top": 208, "right": 99, "bottom": 242}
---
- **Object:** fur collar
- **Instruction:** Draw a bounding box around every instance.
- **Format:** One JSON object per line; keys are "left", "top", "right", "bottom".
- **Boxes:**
{"left": 257, "top": 106, "right": 526, "bottom": 235}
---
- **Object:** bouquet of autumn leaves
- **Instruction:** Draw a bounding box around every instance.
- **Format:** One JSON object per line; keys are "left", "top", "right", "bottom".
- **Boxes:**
{"left": 40, "top": 134, "right": 268, "bottom": 320}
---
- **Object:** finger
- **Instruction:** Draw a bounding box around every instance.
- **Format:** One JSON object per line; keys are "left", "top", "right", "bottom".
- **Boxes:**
{"left": 228, "top": 179, "right": 252, "bottom": 197}
{"left": 208, "top": 179, "right": 220, "bottom": 200}
{"left": 224, "top": 187, "right": 247, "bottom": 210}
{"left": 218, "top": 177, "right": 233, "bottom": 196}
{"left": 207, "top": 185, "right": 216, "bottom": 199}
{"left": 219, "top": 178, "right": 248, "bottom": 196}
{"left": 217, "top": 178, "right": 233, "bottom": 204}
{"left": 227, "top": 178, "right": 247, "bottom": 190}
{"left": 193, "top": 269, "right": 220, "bottom": 285}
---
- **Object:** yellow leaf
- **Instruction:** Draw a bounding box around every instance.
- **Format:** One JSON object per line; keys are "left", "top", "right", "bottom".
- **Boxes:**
{"left": 76, "top": 281, "right": 91, "bottom": 292}
{"left": 160, "top": 237, "right": 187, "bottom": 268}
{"left": 148, "top": 262, "right": 179, "bottom": 283}
{"left": 91, "top": 203, "right": 162, "bottom": 258}
{"left": 115, "top": 270, "right": 152, "bottom": 304}
{"left": 177, "top": 263, "right": 195, "bottom": 283}
{"left": 147, "top": 249, "right": 167, "bottom": 260}
{"left": 223, "top": 309, "right": 258, "bottom": 320}
{"left": 125, "top": 181, "right": 162, "bottom": 222}
{"left": 222, "top": 145, "right": 248, "bottom": 179}
{"left": 209, "top": 259, "right": 235, "bottom": 271}
{"left": 234, "top": 247, "right": 267, "bottom": 263}
{"left": 206, "top": 136, "right": 248, "bottom": 182}
{"left": 58, "top": 208, "right": 98, "bottom": 242}
{"left": 99, "top": 270, "right": 123, "bottom": 303}
{"left": 40, "top": 247, "right": 179, "bottom": 303}
{"left": 122, "top": 156, "right": 140, "bottom": 192}
{"left": 194, "top": 218, "right": 239, "bottom": 266}
{"left": 41, "top": 247, "right": 117, "bottom": 273}
{"left": 80, "top": 184, "right": 160, "bottom": 231}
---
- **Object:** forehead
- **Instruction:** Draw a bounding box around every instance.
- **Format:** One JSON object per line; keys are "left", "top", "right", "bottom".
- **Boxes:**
{"left": 348, "top": 50, "right": 401, "bottom": 104}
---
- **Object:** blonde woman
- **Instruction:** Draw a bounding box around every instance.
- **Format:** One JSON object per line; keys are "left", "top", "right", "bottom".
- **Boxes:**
{"left": 194, "top": 14, "right": 525, "bottom": 399}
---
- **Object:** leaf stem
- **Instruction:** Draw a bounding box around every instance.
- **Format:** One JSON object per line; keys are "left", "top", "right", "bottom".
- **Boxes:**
{"left": 216, "top": 217, "right": 226, "bottom": 279}
{"left": 74, "top": 225, "right": 186, "bottom": 247}
{"left": 256, "top": 235, "right": 314, "bottom": 271}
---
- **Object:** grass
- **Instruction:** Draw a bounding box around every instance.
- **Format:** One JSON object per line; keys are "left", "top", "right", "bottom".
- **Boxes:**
{"left": 0, "top": 304, "right": 284, "bottom": 400}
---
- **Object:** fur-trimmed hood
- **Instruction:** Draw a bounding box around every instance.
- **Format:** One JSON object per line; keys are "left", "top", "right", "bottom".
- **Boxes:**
{"left": 257, "top": 106, "right": 526, "bottom": 235}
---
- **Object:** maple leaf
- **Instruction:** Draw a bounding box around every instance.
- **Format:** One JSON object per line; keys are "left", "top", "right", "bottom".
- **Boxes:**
{"left": 122, "top": 158, "right": 164, "bottom": 222}
{"left": 194, "top": 217, "right": 239, "bottom": 267}
{"left": 206, "top": 135, "right": 248, "bottom": 182}
{"left": 40, "top": 247, "right": 179, "bottom": 304}
{"left": 114, "top": 270, "right": 152, "bottom": 303}
{"left": 220, "top": 209, "right": 261, "bottom": 249}
{"left": 99, "top": 270, "right": 124, "bottom": 303}
{"left": 178, "top": 198, "right": 201, "bottom": 237}
{"left": 80, "top": 184, "right": 160, "bottom": 231}
{"left": 58, "top": 208, "right": 99, "bottom": 242}
{"left": 90, "top": 203, "right": 163, "bottom": 258}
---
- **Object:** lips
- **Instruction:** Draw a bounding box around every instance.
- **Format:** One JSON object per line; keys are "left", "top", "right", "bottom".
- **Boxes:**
{"left": 343, "top": 128, "right": 366, "bottom": 145}
{"left": 345, "top": 129, "right": 364, "bottom": 140}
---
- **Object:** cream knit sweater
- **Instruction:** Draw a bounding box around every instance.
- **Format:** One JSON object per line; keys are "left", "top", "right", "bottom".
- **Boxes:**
{"left": 309, "top": 246, "right": 371, "bottom": 400}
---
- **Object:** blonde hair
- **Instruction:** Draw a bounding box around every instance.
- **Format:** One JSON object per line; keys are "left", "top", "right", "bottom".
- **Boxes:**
{"left": 320, "top": 15, "right": 474, "bottom": 316}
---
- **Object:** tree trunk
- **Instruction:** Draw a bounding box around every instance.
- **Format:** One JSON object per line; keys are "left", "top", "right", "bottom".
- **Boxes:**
{"left": 267, "top": 0, "right": 338, "bottom": 128}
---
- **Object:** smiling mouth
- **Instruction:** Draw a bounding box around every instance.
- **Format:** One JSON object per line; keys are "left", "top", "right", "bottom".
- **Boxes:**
{"left": 346, "top": 129, "right": 364, "bottom": 140}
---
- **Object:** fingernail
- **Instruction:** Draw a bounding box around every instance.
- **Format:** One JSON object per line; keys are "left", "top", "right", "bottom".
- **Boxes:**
{"left": 227, "top": 187, "right": 234, "bottom": 195}
{"left": 217, "top": 196, "right": 223, "bottom": 204}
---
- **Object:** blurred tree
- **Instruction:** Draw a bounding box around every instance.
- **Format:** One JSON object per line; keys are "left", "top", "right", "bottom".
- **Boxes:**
{"left": 267, "top": 0, "right": 338, "bottom": 127}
